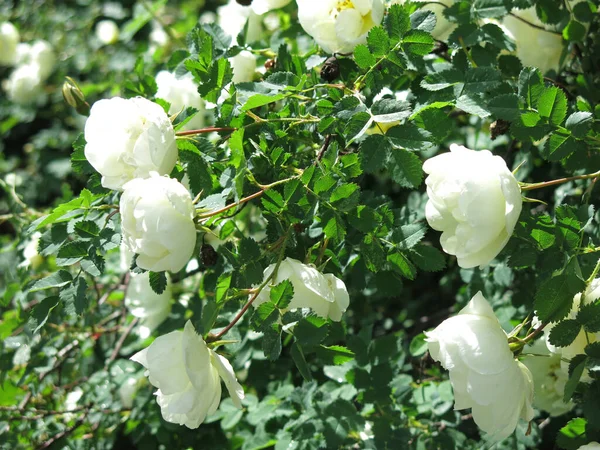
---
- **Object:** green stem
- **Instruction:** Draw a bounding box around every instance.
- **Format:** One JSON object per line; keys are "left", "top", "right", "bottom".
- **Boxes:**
{"left": 586, "top": 257, "right": 600, "bottom": 285}
{"left": 520, "top": 170, "right": 600, "bottom": 191}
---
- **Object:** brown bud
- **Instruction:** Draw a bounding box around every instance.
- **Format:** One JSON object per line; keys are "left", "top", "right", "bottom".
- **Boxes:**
{"left": 490, "top": 119, "right": 511, "bottom": 140}
{"left": 320, "top": 57, "right": 340, "bottom": 82}
{"left": 62, "top": 76, "right": 90, "bottom": 116}
{"left": 201, "top": 244, "right": 218, "bottom": 267}
{"left": 264, "top": 58, "right": 276, "bottom": 71}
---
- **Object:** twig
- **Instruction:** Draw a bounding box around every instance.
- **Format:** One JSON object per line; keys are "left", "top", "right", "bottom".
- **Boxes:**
{"left": 316, "top": 134, "right": 333, "bottom": 162}
{"left": 98, "top": 272, "right": 130, "bottom": 306}
{"left": 176, "top": 126, "right": 236, "bottom": 136}
{"left": 36, "top": 413, "right": 87, "bottom": 449}
{"left": 19, "top": 340, "right": 80, "bottom": 409}
{"left": 106, "top": 317, "right": 139, "bottom": 368}
{"left": 521, "top": 170, "right": 600, "bottom": 191}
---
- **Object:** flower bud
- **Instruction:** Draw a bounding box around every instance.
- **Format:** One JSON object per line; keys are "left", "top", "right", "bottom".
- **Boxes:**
{"left": 95, "top": 20, "right": 120, "bottom": 45}
{"left": 62, "top": 77, "right": 90, "bottom": 116}
{"left": 0, "top": 22, "right": 20, "bottom": 66}
{"left": 230, "top": 50, "right": 257, "bottom": 83}
{"left": 320, "top": 57, "right": 340, "bottom": 82}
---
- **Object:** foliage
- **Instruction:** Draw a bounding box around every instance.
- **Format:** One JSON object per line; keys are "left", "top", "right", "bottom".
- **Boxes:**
{"left": 1, "top": 0, "right": 600, "bottom": 449}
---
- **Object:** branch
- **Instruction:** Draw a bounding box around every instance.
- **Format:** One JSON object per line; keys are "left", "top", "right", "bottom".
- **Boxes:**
{"left": 105, "top": 317, "right": 139, "bottom": 368}
{"left": 36, "top": 413, "right": 87, "bottom": 450}
{"left": 520, "top": 170, "right": 600, "bottom": 191}
{"left": 176, "top": 126, "right": 236, "bottom": 136}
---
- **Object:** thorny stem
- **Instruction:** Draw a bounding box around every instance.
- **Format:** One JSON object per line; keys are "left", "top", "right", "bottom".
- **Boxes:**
{"left": 176, "top": 126, "right": 236, "bottom": 136}
{"left": 520, "top": 170, "right": 600, "bottom": 191}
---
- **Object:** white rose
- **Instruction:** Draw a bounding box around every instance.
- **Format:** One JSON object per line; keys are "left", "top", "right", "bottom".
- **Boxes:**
{"left": 501, "top": 8, "right": 564, "bottom": 74}
{"left": 544, "top": 278, "right": 600, "bottom": 382}
{"left": 96, "top": 20, "right": 120, "bottom": 45}
{"left": 253, "top": 258, "right": 350, "bottom": 321}
{"left": 218, "top": 1, "right": 263, "bottom": 44}
{"left": 391, "top": 0, "right": 456, "bottom": 41}
{"left": 4, "top": 63, "right": 44, "bottom": 105}
{"left": 131, "top": 320, "right": 244, "bottom": 429}
{"left": 119, "top": 376, "right": 139, "bottom": 409}
{"left": 0, "top": 22, "right": 19, "bottom": 66}
{"left": 120, "top": 174, "right": 197, "bottom": 273}
{"left": 230, "top": 50, "right": 257, "bottom": 83}
{"left": 155, "top": 71, "right": 205, "bottom": 130}
{"left": 125, "top": 271, "right": 172, "bottom": 339}
{"left": 425, "top": 292, "right": 534, "bottom": 442}
{"left": 150, "top": 21, "right": 169, "bottom": 48}
{"left": 252, "top": 0, "right": 291, "bottom": 15}
{"left": 423, "top": 144, "right": 522, "bottom": 268}
{"left": 521, "top": 339, "right": 573, "bottom": 416}
{"left": 20, "top": 231, "right": 43, "bottom": 269}
{"left": 296, "top": 0, "right": 384, "bottom": 54}
{"left": 16, "top": 40, "right": 55, "bottom": 80}
{"left": 84, "top": 97, "right": 178, "bottom": 190}
{"left": 579, "top": 444, "right": 600, "bottom": 450}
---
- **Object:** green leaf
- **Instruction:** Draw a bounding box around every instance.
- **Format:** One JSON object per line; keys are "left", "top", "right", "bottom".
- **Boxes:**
{"left": 564, "top": 354, "right": 587, "bottom": 402}
{"left": 270, "top": 280, "right": 294, "bottom": 309}
{"left": 74, "top": 220, "right": 100, "bottom": 239}
{"left": 361, "top": 235, "right": 385, "bottom": 273}
{"left": 59, "top": 277, "right": 88, "bottom": 315}
{"left": 582, "top": 381, "right": 600, "bottom": 429}
{"left": 538, "top": 86, "right": 568, "bottom": 126}
{"left": 409, "top": 244, "right": 446, "bottom": 272}
{"left": 30, "top": 270, "right": 73, "bottom": 293}
{"left": 421, "top": 69, "right": 463, "bottom": 91}
{"left": 367, "top": 26, "right": 390, "bottom": 57}
{"left": 216, "top": 272, "right": 232, "bottom": 304}
{"left": 371, "top": 98, "right": 412, "bottom": 124}
{"left": 316, "top": 345, "right": 355, "bottom": 365}
{"left": 563, "top": 20, "right": 586, "bottom": 42}
{"left": 488, "top": 94, "right": 520, "bottom": 121}
{"left": 577, "top": 303, "right": 600, "bottom": 333}
{"left": 242, "top": 93, "right": 286, "bottom": 111}
{"left": 556, "top": 418, "right": 588, "bottom": 450}
{"left": 411, "top": 10, "right": 437, "bottom": 34}
{"left": 387, "top": 148, "right": 423, "bottom": 188}
{"left": 543, "top": 130, "right": 575, "bottom": 162}
{"left": 56, "top": 241, "right": 89, "bottom": 266}
{"left": 530, "top": 214, "right": 556, "bottom": 250}
{"left": 387, "top": 252, "right": 417, "bottom": 280}
{"left": 565, "top": 111, "right": 593, "bottom": 138}
{"left": 585, "top": 342, "right": 600, "bottom": 358}
{"left": 392, "top": 223, "right": 428, "bottom": 250}
{"left": 387, "top": 123, "right": 434, "bottom": 151}
{"left": 149, "top": 271, "right": 168, "bottom": 295}
{"left": 385, "top": 4, "right": 411, "bottom": 40}
{"left": 535, "top": 265, "right": 586, "bottom": 322}
{"left": 262, "top": 324, "right": 282, "bottom": 361}
{"left": 344, "top": 111, "right": 372, "bottom": 143}
{"left": 323, "top": 214, "right": 346, "bottom": 243}
{"left": 330, "top": 183, "right": 360, "bottom": 212}
{"left": 293, "top": 315, "right": 329, "bottom": 349}
{"left": 252, "top": 302, "right": 279, "bottom": 330}
{"left": 409, "top": 333, "right": 428, "bottom": 357}
{"left": 291, "top": 342, "right": 313, "bottom": 381}
{"left": 178, "top": 140, "right": 214, "bottom": 196}
{"left": 27, "top": 296, "right": 60, "bottom": 334}
{"left": 471, "top": 0, "right": 509, "bottom": 18}
{"left": 518, "top": 67, "right": 544, "bottom": 108}
{"left": 354, "top": 45, "right": 376, "bottom": 69}
{"left": 548, "top": 319, "right": 582, "bottom": 347}
{"left": 402, "top": 30, "right": 434, "bottom": 56}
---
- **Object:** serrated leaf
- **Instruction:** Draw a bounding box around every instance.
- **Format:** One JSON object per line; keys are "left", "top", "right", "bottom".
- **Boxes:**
{"left": 149, "top": 271, "right": 167, "bottom": 295}
{"left": 392, "top": 223, "right": 428, "bottom": 250}
{"left": 518, "top": 67, "right": 544, "bottom": 108}
{"left": 534, "top": 266, "right": 585, "bottom": 322}
{"left": 564, "top": 354, "right": 586, "bottom": 402}
{"left": 548, "top": 319, "right": 581, "bottom": 347}
{"left": 56, "top": 241, "right": 89, "bottom": 266}
{"left": 387, "top": 148, "right": 423, "bottom": 188}
{"left": 385, "top": 4, "right": 411, "bottom": 40}
{"left": 252, "top": 302, "right": 279, "bottom": 330}
{"left": 216, "top": 272, "right": 232, "bottom": 304}
{"left": 27, "top": 296, "right": 60, "bottom": 334}
{"left": 242, "top": 93, "right": 286, "bottom": 111}
{"left": 291, "top": 342, "right": 313, "bottom": 381}
{"left": 488, "top": 94, "right": 520, "bottom": 121}
{"left": 409, "top": 244, "right": 446, "bottom": 272}
{"left": 29, "top": 270, "right": 73, "bottom": 293}
{"left": 565, "top": 111, "right": 593, "bottom": 138}
{"left": 361, "top": 235, "right": 385, "bottom": 273}
{"left": 270, "top": 280, "right": 294, "bottom": 309}
{"left": 585, "top": 342, "right": 600, "bottom": 358}
{"left": 316, "top": 345, "right": 355, "bottom": 365}
{"left": 262, "top": 324, "right": 282, "bottom": 361}
{"left": 387, "top": 252, "right": 416, "bottom": 280}
{"left": 402, "top": 30, "right": 434, "bottom": 56}
{"left": 367, "top": 26, "right": 390, "bottom": 57}
{"left": 354, "top": 45, "right": 376, "bottom": 69}
{"left": 538, "top": 86, "right": 567, "bottom": 126}
{"left": 577, "top": 303, "right": 600, "bottom": 333}
{"left": 324, "top": 215, "right": 346, "bottom": 243}
{"left": 74, "top": 220, "right": 100, "bottom": 239}
{"left": 59, "top": 277, "right": 88, "bottom": 315}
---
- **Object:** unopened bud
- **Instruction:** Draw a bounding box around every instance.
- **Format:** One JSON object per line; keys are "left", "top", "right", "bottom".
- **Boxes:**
{"left": 62, "top": 77, "right": 90, "bottom": 116}
{"left": 320, "top": 57, "right": 340, "bottom": 82}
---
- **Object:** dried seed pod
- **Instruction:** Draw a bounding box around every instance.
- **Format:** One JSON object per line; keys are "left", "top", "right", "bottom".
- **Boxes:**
{"left": 201, "top": 244, "right": 218, "bottom": 267}
{"left": 320, "top": 57, "right": 340, "bottom": 82}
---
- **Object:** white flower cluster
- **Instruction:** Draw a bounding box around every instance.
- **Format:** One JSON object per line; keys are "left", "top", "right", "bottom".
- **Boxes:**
{"left": 1, "top": 22, "right": 56, "bottom": 105}
{"left": 520, "top": 279, "right": 600, "bottom": 417}
{"left": 155, "top": 71, "right": 205, "bottom": 130}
